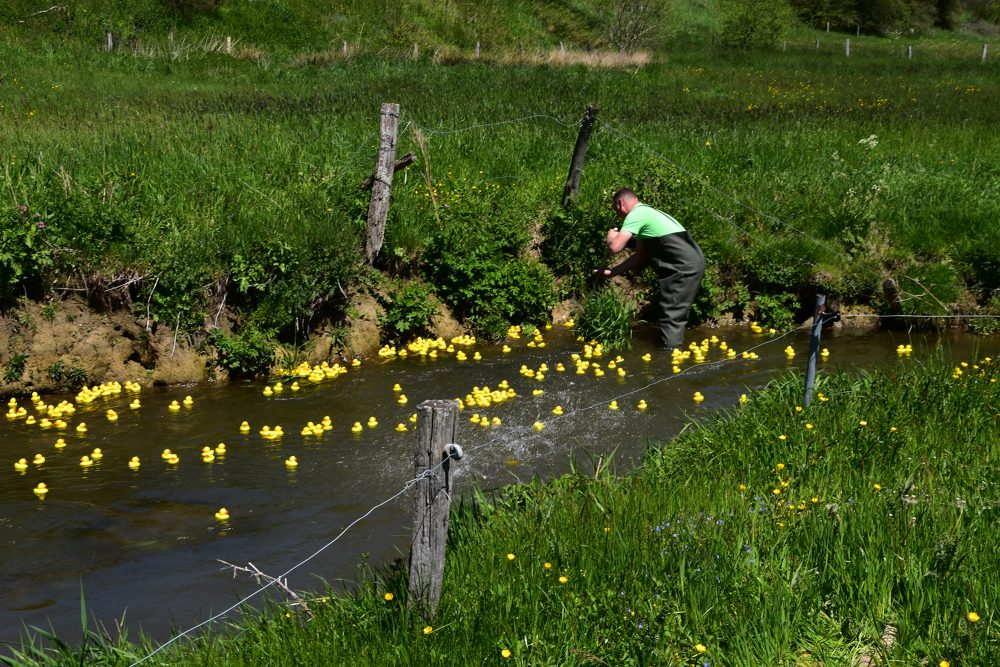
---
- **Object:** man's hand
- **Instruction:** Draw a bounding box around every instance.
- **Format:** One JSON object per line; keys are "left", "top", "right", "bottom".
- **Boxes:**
{"left": 592, "top": 267, "right": 613, "bottom": 280}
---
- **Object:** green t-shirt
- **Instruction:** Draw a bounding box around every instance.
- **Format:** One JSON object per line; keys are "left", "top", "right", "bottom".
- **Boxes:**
{"left": 620, "top": 203, "right": 685, "bottom": 239}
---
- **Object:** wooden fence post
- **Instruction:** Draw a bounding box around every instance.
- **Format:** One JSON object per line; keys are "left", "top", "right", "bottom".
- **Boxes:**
{"left": 106, "top": 31, "right": 114, "bottom": 52}
{"left": 365, "top": 103, "right": 400, "bottom": 263}
{"left": 845, "top": 38, "right": 850, "bottom": 57}
{"left": 225, "top": 35, "right": 232, "bottom": 54}
{"left": 983, "top": 44, "right": 989, "bottom": 63}
{"left": 561, "top": 103, "right": 598, "bottom": 208}
{"left": 408, "top": 400, "right": 460, "bottom": 620}
{"left": 475, "top": 41, "right": 480, "bottom": 59}
{"left": 907, "top": 45, "right": 912, "bottom": 60}
{"left": 815, "top": 38, "right": 820, "bottom": 51}
{"left": 826, "top": 21, "right": 830, "bottom": 33}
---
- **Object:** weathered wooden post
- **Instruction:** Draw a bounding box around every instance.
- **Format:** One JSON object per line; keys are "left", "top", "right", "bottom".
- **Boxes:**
{"left": 803, "top": 295, "right": 826, "bottom": 408}
{"left": 365, "top": 103, "right": 400, "bottom": 263}
{"left": 342, "top": 40, "right": 348, "bottom": 55}
{"left": 816, "top": 38, "right": 820, "bottom": 51}
{"left": 475, "top": 41, "right": 480, "bottom": 59}
{"left": 826, "top": 21, "right": 830, "bottom": 33}
{"left": 561, "top": 103, "right": 598, "bottom": 208}
{"left": 782, "top": 40, "right": 787, "bottom": 52}
{"left": 106, "top": 31, "right": 114, "bottom": 52}
{"left": 983, "top": 44, "right": 989, "bottom": 64}
{"left": 845, "top": 38, "right": 850, "bottom": 57}
{"left": 225, "top": 35, "right": 232, "bottom": 54}
{"left": 907, "top": 45, "right": 912, "bottom": 60}
{"left": 408, "top": 400, "right": 461, "bottom": 620}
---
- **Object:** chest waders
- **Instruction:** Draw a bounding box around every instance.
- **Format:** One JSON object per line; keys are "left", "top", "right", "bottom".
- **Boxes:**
{"left": 641, "top": 231, "right": 706, "bottom": 350}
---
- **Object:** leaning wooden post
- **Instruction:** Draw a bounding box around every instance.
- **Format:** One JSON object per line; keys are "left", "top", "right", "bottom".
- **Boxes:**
{"left": 365, "top": 102, "right": 400, "bottom": 263}
{"left": 106, "top": 31, "right": 114, "bottom": 52}
{"left": 225, "top": 35, "right": 232, "bottom": 54}
{"left": 907, "top": 45, "right": 912, "bottom": 60}
{"left": 408, "top": 400, "right": 461, "bottom": 620}
{"left": 845, "top": 38, "right": 850, "bottom": 57}
{"left": 803, "top": 294, "right": 826, "bottom": 408}
{"left": 561, "top": 103, "right": 598, "bottom": 208}
{"left": 983, "top": 44, "right": 989, "bottom": 64}
{"left": 475, "top": 41, "right": 480, "bottom": 59}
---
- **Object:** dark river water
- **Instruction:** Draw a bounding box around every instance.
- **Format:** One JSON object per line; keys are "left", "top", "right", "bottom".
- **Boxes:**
{"left": 2, "top": 322, "right": 997, "bottom": 649}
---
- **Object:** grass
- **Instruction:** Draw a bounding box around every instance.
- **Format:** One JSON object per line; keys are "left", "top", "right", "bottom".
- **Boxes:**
{"left": 6, "top": 353, "right": 997, "bottom": 665}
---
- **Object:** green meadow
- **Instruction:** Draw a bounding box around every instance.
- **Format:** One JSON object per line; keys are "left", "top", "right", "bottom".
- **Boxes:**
{"left": 8, "top": 355, "right": 997, "bottom": 666}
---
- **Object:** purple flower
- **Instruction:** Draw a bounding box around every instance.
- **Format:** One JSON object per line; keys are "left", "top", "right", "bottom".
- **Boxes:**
{"left": 37, "top": 221, "right": 45, "bottom": 230}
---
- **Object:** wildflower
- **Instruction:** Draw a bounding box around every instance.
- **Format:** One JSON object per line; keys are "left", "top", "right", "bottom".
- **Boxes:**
{"left": 507, "top": 553, "right": 516, "bottom": 561}
{"left": 738, "top": 483, "right": 747, "bottom": 491}
{"left": 940, "top": 661, "right": 950, "bottom": 667}
{"left": 859, "top": 420, "right": 868, "bottom": 427}
{"left": 501, "top": 648, "right": 511, "bottom": 658}
{"left": 968, "top": 612, "right": 980, "bottom": 622}
{"left": 873, "top": 483, "right": 882, "bottom": 490}
{"left": 776, "top": 463, "right": 785, "bottom": 471}
{"left": 384, "top": 592, "right": 394, "bottom": 601}
{"left": 423, "top": 625, "right": 433, "bottom": 635}
{"left": 543, "top": 562, "right": 552, "bottom": 569}
{"left": 805, "top": 423, "right": 813, "bottom": 430}
{"left": 695, "top": 643, "right": 707, "bottom": 653}
{"left": 773, "top": 488, "right": 781, "bottom": 495}
{"left": 778, "top": 434, "right": 787, "bottom": 441}
{"left": 37, "top": 221, "right": 45, "bottom": 230}
{"left": 558, "top": 575, "right": 568, "bottom": 584}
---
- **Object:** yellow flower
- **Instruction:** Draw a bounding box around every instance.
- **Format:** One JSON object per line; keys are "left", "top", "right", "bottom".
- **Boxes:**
{"left": 859, "top": 420, "right": 868, "bottom": 427}
{"left": 776, "top": 463, "right": 785, "bottom": 471}
{"left": 558, "top": 575, "right": 569, "bottom": 584}
{"left": 423, "top": 625, "right": 433, "bottom": 635}
{"left": 873, "top": 483, "right": 882, "bottom": 490}
{"left": 604, "top": 526, "right": 611, "bottom": 533}
{"left": 739, "top": 483, "right": 747, "bottom": 491}
{"left": 773, "top": 488, "right": 781, "bottom": 495}
{"left": 543, "top": 562, "right": 552, "bottom": 569}
{"left": 940, "top": 661, "right": 950, "bottom": 667}
{"left": 384, "top": 592, "right": 394, "bottom": 601}
{"left": 501, "top": 648, "right": 512, "bottom": 658}
{"left": 778, "top": 434, "right": 787, "bottom": 441}
{"left": 695, "top": 643, "right": 707, "bottom": 653}
{"left": 805, "top": 423, "right": 813, "bottom": 430}
{"left": 968, "top": 611, "right": 980, "bottom": 622}
{"left": 507, "top": 553, "right": 516, "bottom": 561}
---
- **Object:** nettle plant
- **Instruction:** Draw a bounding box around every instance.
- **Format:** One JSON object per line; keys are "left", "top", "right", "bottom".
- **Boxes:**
{"left": 0, "top": 205, "right": 53, "bottom": 303}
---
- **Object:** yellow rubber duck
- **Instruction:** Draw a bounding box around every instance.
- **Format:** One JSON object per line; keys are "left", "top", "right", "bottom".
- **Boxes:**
{"left": 739, "top": 393, "right": 749, "bottom": 405}
{"left": 54, "top": 438, "right": 67, "bottom": 449}
{"left": 182, "top": 395, "right": 194, "bottom": 407}
{"left": 167, "top": 453, "right": 180, "bottom": 464}
{"left": 784, "top": 346, "right": 795, "bottom": 359}
{"left": 491, "top": 416, "right": 501, "bottom": 426}
{"left": 168, "top": 400, "right": 181, "bottom": 411}
{"left": 215, "top": 443, "right": 226, "bottom": 455}
{"left": 409, "top": 413, "right": 417, "bottom": 423}
{"left": 637, "top": 400, "right": 648, "bottom": 411}
{"left": 397, "top": 394, "right": 408, "bottom": 405}
{"left": 239, "top": 421, "right": 250, "bottom": 433}
{"left": 33, "top": 453, "right": 45, "bottom": 465}
{"left": 25, "top": 415, "right": 36, "bottom": 425}
{"left": 129, "top": 456, "right": 141, "bottom": 470}
{"left": 273, "top": 382, "right": 283, "bottom": 394}
{"left": 351, "top": 359, "right": 361, "bottom": 368}
{"left": 395, "top": 423, "right": 408, "bottom": 432}
{"left": 693, "top": 392, "right": 705, "bottom": 405}
{"left": 215, "top": 508, "right": 230, "bottom": 521}
{"left": 533, "top": 421, "right": 545, "bottom": 431}
{"left": 392, "top": 383, "right": 402, "bottom": 392}
{"left": 91, "top": 448, "right": 103, "bottom": 460}
{"left": 34, "top": 482, "right": 49, "bottom": 497}
{"left": 367, "top": 417, "right": 378, "bottom": 428}
{"left": 473, "top": 352, "right": 482, "bottom": 361}
{"left": 351, "top": 422, "right": 363, "bottom": 433}
{"left": 202, "top": 451, "right": 215, "bottom": 463}
{"left": 608, "top": 400, "right": 619, "bottom": 411}
{"left": 532, "top": 389, "right": 544, "bottom": 396}
{"left": 285, "top": 456, "right": 298, "bottom": 468}
{"left": 14, "top": 458, "right": 28, "bottom": 472}
{"left": 79, "top": 455, "right": 94, "bottom": 467}
{"left": 161, "top": 448, "right": 173, "bottom": 459}
{"left": 641, "top": 353, "right": 652, "bottom": 362}
{"left": 820, "top": 348, "right": 830, "bottom": 360}
{"left": 552, "top": 405, "right": 564, "bottom": 415}
{"left": 290, "top": 382, "right": 300, "bottom": 392}
{"left": 129, "top": 399, "right": 141, "bottom": 409}
{"left": 106, "top": 409, "right": 118, "bottom": 421}
{"left": 262, "top": 386, "right": 273, "bottom": 397}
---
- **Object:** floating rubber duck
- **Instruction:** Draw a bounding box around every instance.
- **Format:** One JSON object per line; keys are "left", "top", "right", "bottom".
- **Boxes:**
{"left": 820, "top": 348, "right": 830, "bottom": 360}
{"left": 608, "top": 401, "right": 619, "bottom": 411}
{"left": 25, "top": 415, "right": 36, "bottom": 425}
{"left": 693, "top": 392, "right": 705, "bottom": 405}
{"left": 262, "top": 386, "right": 273, "bottom": 397}
{"left": 14, "top": 458, "right": 28, "bottom": 472}
{"left": 617, "top": 368, "right": 626, "bottom": 378}
{"left": 397, "top": 395, "right": 408, "bottom": 405}
{"left": 351, "top": 359, "right": 361, "bottom": 368}
{"left": 533, "top": 421, "right": 545, "bottom": 431}
{"left": 215, "top": 508, "right": 230, "bottom": 521}
{"left": 75, "top": 422, "right": 88, "bottom": 434}
{"left": 285, "top": 456, "right": 298, "bottom": 468}
{"left": 168, "top": 400, "right": 181, "bottom": 411}
{"left": 409, "top": 413, "right": 417, "bottom": 423}
{"left": 290, "top": 382, "right": 300, "bottom": 392}
{"left": 215, "top": 443, "right": 226, "bottom": 455}
{"left": 502, "top": 345, "right": 511, "bottom": 354}
{"left": 33, "top": 482, "right": 49, "bottom": 497}
{"left": 39, "top": 418, "right": 53, "bottom": 428}
{"left": 273, "top": 382, "right": 283, "bottom": 394}
{"left": 637, "top": 400, "right": 648, "bottom": 411}
{"left": 739, "top": 394, "right": 748, "bottom": 405}
{"left": 91, "top": 448, "right": 103, "bottom": 460}
{"left": 129, "top": 399, "right": 141, "bottom": 409}
{"left": 367, "top": 417, "right": 378, "bottom": 428}
{"left": 79, "top": 455, "right": 94, "bottom": 467}
{"left": 784, "top": 346, "right": 795, "bottom": 359}
{"left": 491, "top": 417, "right": 501, "bottom": 426}
{"left": 673, "top": 365, "right": 681, "bottom": 374}
{"left": 392, "top": 383, "right": 402, "bottom": 392}
{"left": 33, "top": 453, "right": 45, "bottom": 465}
{"left": 532, "top": 389, "right": 544, "bottom": 396}
{"left": 182, "top": 395, "right": 194, "bottom": 407}
{"left": 395, "top": 423, "right": 408, "bottom": 432}
{"left": 161, "top": 448, "right": 173, "bottom": 459}
{"left": 54, "top": 438, "right": 67, "bottom": 449}
{"left": 128, "top": 456, "right": 141, "bottom": 470}
{"left": 351, "top": 422, "right": 363, "bottom": 433}
{"left": 239, "top": 421, "right": 251, "bottom": 433}
{"left": 167, "top": 453, "right": 179, "bottom": 464}
{"left": 202, "top": 451, "right": 215, "bottom": 463}
{"left": 473, "top": 352, "right": 482, "bottom": 361}
{"left": 552, "top": 405, "right": 564, "bottom": 415}
{"left": 106, "top": 409, "right": 118, "bottom": 422}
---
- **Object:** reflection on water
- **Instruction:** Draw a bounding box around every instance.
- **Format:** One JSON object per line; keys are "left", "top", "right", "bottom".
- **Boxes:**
{"left": 1, "top": 323, "right": 997, "bottom": 645}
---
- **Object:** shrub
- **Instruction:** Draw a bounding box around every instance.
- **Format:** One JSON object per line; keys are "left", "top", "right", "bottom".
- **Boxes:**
{"left": 898, "top": 262, "right": 961, "bottom": 316}
{"left": 752, "top": 291, "right": 799, "bottom": 329}
{"left": 576, "top": 286, "right": 635, "bottom": 350}
{"left": 211, "top": 327, "right": 275, "bottom": 378}
{"left": 717, "top": 0, "right": 796, "bottom": 49}
{"left": 539, "top": 204, "right": 611, "bottom": 297}
{"left": 3, "top": 353, "right": 28, "bottom": 384}
{"left": 0, "top": 206, "right": 53, "bottom": 303}
{"left": 378, "top": 282, "right": 438, "bottom": 343}
{"left": 970, "top": 292, "right": 1000, "bottom": 335}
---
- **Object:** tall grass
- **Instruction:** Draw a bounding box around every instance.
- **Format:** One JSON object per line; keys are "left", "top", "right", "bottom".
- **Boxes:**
{"left": 7, "top": 355, "right": 996, "bottom": 665}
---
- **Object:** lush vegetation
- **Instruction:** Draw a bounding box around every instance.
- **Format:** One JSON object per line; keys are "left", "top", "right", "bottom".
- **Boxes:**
{"left": 7, "top": 354, "right": 997, "bottom": 665}
{"left": 1, "top": 0, "right": 998, "bottom": 373}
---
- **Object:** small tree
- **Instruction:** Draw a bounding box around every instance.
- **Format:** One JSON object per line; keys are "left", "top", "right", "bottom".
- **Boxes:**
{"left": 608, "top": 0, "right": 668, "bottom": 53}
{"left": 718, "top": 0, "right": 797, "bottom": 49}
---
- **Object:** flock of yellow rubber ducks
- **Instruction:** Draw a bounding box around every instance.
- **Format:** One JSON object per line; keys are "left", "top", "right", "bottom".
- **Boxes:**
{"left": 11, "top": 320, "right": 842, "bottom": 517}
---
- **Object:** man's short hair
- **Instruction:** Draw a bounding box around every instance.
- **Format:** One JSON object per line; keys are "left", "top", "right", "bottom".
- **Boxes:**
{"left": 612, "top": 187, "right": 637, "bottom": 205}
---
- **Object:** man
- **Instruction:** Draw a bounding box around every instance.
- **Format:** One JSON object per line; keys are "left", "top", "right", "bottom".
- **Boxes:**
{"left": 596, "top": 188, "right": 705, "bottom": 350}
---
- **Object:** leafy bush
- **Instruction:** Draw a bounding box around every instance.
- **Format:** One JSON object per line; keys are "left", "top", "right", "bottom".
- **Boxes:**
{"left": 970, "top": 292, "right": 1000, "bottom": 335}
{"left": 576, "top": 286, "right": 635, "bottom": 350}
{"left": 752, "top": 291, "right": 799, "bottom": 329}
{"left": 898, "top": 262, "right": 961, "bottom": 316}
{"left": 540, "top": 204, "right": 610, "bottom": 297}
{"left": 689, "top": 267, "right": 750, "bottom": 325}
{"left": 378, "top": 281, "right": 438, "bottom": 343}
{"left": 45, "top": 359, "right": 89, "bottom": 389}
{"left": 211, "top": 326, "right": 275, "bottom": 378}
{"left": 718, "top": 0, "right": 796, "bottom": 48}
{"left": 3, "top": 353, "right": 28, "bottom": 384}
{"left": 0, "top": 206, "right": 53, "bottom": 303}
